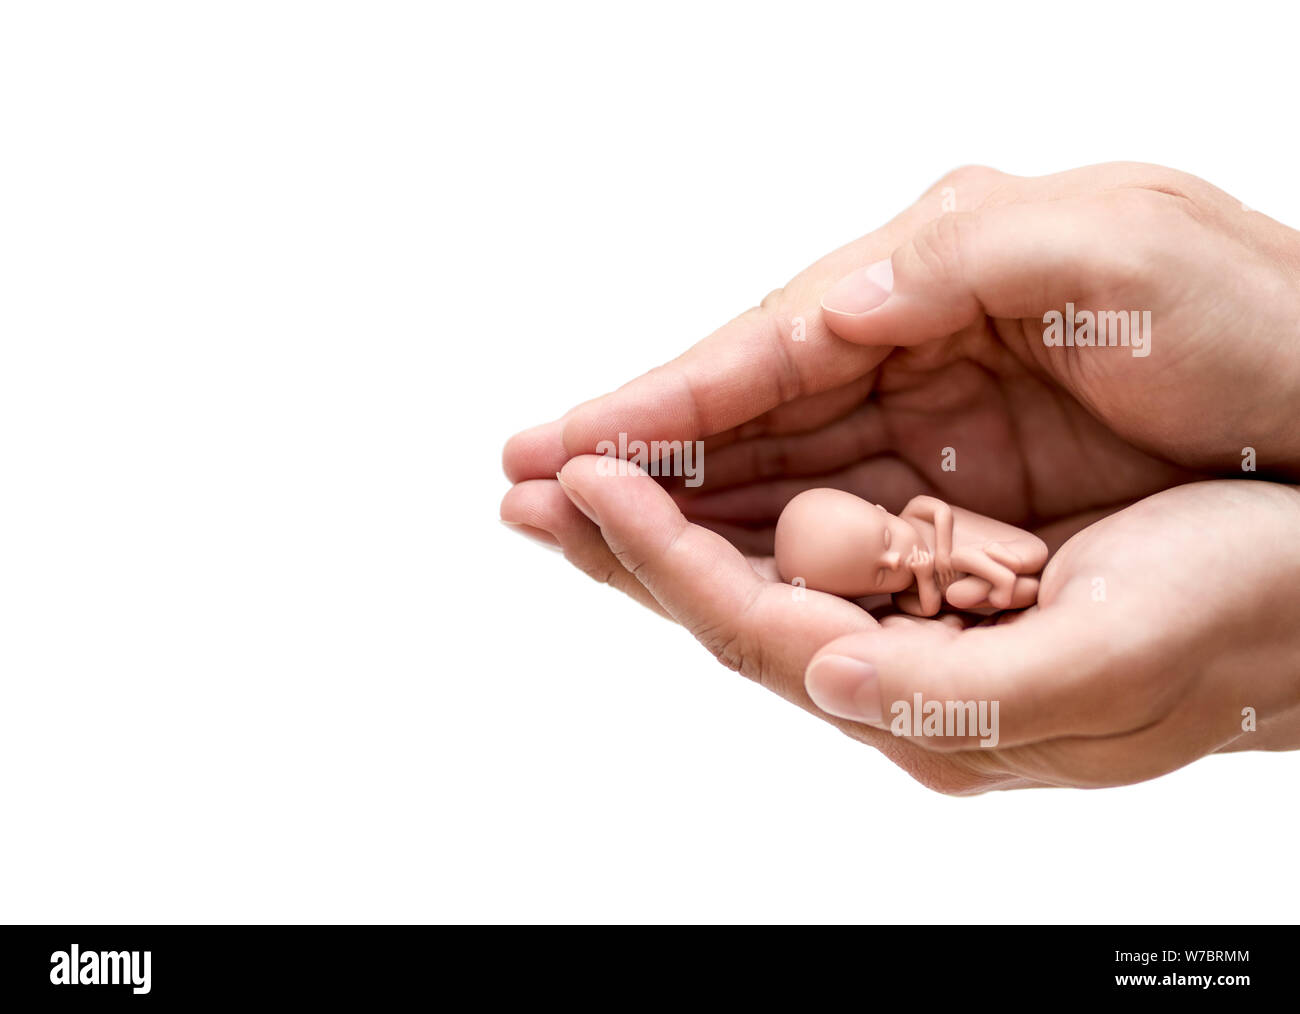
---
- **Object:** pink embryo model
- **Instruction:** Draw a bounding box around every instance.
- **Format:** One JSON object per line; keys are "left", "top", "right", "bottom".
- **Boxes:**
{"left": 774, "top": 488, "right": 1048, "bottom": 616}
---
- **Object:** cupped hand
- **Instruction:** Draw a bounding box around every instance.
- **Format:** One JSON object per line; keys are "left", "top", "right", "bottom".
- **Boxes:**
{"left": 531, "top": 465, "right": 1300, "bottom": 792}
{"left": 499, "top": 163, "right": 1300, "bottom": 788}
{"left": 506, "top": 163, "right": 1300, "bottom": 558}
{"left": 805, "top": 480, "right": 1300, "bottom": 791}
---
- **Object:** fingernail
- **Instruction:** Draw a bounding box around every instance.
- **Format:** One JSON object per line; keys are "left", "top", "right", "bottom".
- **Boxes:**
{"left": 556, "top": 472, "right": 599, "bottom": 525}
{"left": 805, "top": 655, "right": 882, "bottom": 724}
{"left": 500, "top": 519, "right": 561, "bottom": 551}
{"left": 821, "top": 259, "right": 894, "bottom": 315}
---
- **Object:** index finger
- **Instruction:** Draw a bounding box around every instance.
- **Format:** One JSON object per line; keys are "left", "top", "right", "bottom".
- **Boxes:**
{"left": 558, "top": 302, "right": 886, "bottom": 465}
{"left": 506, "top": 171, "right": 1004, "bottom": 483}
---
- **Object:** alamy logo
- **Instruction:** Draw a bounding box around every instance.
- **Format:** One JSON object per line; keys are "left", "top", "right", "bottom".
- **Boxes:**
{"left": 50, "top": 945, "right": 151, "bottom": 994}
{"left": 595, "top": 432, "right": 704, "bottom": 487}
{"left": 890, "top": 693, "right": 1000, "bottom": 747}
{"left": 1042, "top": 302, "right": 1152, "bottom": 358}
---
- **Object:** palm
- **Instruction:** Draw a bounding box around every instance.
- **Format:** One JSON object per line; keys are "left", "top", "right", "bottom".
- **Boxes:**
{"left": 841, "top": 479, "right": 1296, "bottom": 792}
{"left": 678, "top": 323, "right": 1193, "bottom": 547}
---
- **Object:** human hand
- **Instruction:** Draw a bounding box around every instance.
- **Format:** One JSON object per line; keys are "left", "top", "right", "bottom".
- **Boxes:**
{"left": 803, "top": 480, "right": 1300, "bottom": 791}
{"left": 812, "top": 162, "right": 1300, "bottom": 471}
{"left": 671, "top": 161, "right": 1300, "bottom": 538}
{"left": 500, "top": 164, "right": 1300, "bottom": 791}
{"left": 537, "top": 463, "right": 1300, "bottom": 791}
{"left": 505, "top": 163, "right": 1299, "bottom": 581}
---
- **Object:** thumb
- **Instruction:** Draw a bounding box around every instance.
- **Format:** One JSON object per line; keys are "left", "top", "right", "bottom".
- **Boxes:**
{"left": 818, "top": 189, "right": 1166, "bottom": 348}
{"left": 803, "top": 607, "right": 1149, "bottom": 750}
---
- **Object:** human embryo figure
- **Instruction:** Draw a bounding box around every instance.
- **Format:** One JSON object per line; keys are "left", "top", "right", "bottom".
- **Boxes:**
{"left": 774, "top": 488, "right": 1048, "bottom": 616}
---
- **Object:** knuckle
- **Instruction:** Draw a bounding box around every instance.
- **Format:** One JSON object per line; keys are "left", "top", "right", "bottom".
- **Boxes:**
{"left": 610, "top": 543, "right": 650, "bottom": 583}
{"left": 1118, "top": 163, "right": 1208, "bottom": 204}
{"left": 691, "top": 584, "right": 770, "bottom": 685}
{"left": 908, "top": 210, "right": 976, "bottom": 284}
{"left": 1090, "top": 188, "right": 1192, "bottom": 288}
{"left": 1105, "top": 184, "right": 1187, "bottom": 226}
{"left": 574, "top": 554, "right": 620, "bottom": 587}
{"left": 930, "top": 163, "right": 1008, "bottom": 210}
{"left": 758, "top": 298, "right": 805, "bottom": 404}
{"left": 695, "top": 621, "right": 752, "bottom": 675}
{"left": 758, "top": 285, "right": 787, "bottom": 312}
{"left": 731, "top": 296, "right": 803, "bottom": 405}
{"left": 932, "top": 164, "right": 1005, "bottom": 200}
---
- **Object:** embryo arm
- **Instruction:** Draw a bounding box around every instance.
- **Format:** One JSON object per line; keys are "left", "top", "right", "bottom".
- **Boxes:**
{"left": 901, "top": 496, "right": 955, "bottom": 585}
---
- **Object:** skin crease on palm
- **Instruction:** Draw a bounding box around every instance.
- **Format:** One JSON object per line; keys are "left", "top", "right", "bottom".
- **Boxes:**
{"left": 499, "top": 162, "right": 1300, "bottom": 794}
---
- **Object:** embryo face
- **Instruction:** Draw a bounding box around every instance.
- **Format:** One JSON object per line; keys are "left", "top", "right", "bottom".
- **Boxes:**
{"left": 861, "top": 503, "right": 924, "bottom": 594}
{"left": 774, "top": 488, "right": 925, "bottom": 598}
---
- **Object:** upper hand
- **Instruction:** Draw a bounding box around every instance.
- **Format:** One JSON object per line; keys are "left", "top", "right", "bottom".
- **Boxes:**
{"left": 505, "top": 163, "right": 1300, "bottom": 561}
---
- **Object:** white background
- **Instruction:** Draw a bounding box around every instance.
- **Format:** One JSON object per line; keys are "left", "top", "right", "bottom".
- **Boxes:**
{"left": 2, "top": 2, "right": 1295, "bottom": 923}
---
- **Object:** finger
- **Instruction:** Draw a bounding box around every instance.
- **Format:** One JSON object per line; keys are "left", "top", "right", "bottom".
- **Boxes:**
{"left": 503, "top": 347, "right": 878, "bottom": 487}
{"left": 499, "top": 478, "right": 670, "bottom": 619}
{"left": 556, "top": 454, "right": 876, "bottom": 700}
{"left": 686, "top": 400, "right": 890, "bottom": 492}
{"left": 676, "top": 455, "right": 929, "bottom": 523}
{"left": 803, "top": 604, "right": 1157, "bottom": 750}
{"left": 702, "top": 372, "right": 877, "bottom": 450}
{"left": 820, "top": 189, "right": 1181, "bottom": 350}
{"left": 560, "top": 307, "right": 888, "bottom": 464}
{"left": 651, "top": 373, "right": 878, "bottom": 497}
{"left": 502, "top": 416, "right": 571, "bottom": 484}
{"left": 558, "top": 169, "right": 1015, "bottom": 460}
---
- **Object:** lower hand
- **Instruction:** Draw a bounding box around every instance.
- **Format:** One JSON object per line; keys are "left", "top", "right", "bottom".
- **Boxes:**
{"left": 803, "top": 480, "right": 1300, "bottom": 791}
{"left": 530, "top": 466, "right": 1300, "bottom": 791}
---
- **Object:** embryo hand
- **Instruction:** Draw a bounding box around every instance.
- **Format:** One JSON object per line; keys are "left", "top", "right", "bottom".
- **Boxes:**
{"left": 501, "top": 162, "right": 1300, "bottom": 790}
